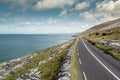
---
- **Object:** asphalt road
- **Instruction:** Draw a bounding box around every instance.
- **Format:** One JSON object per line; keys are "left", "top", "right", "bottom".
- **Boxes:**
{"left": 77, "top": 38, "right": 120, "bottom": 80}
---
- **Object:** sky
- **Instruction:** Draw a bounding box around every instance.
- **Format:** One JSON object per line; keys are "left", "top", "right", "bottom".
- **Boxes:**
{"left": 0, "top": 0, "right": 120, "bottom": 34}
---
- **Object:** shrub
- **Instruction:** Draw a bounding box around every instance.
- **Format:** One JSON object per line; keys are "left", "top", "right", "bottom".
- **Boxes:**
{"left": 102, "top": 32, "right": 107, "bottom": 36}
{"left": 95, "top": 32, "right": 99, "bottom": 35}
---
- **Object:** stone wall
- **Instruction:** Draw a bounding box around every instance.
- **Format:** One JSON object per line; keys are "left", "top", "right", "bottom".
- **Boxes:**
{"left": 57, "top": 46, "right": 72, "bottom": 80}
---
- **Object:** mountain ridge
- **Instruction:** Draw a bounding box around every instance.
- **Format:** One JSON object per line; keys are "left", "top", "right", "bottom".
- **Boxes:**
{"left": 88, "top": 18, "right": 120, "bottom": 31}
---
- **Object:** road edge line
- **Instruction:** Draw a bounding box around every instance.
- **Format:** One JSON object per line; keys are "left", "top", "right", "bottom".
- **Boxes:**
{"left": 81, "top": 38, "right": 120, "bottom": 80}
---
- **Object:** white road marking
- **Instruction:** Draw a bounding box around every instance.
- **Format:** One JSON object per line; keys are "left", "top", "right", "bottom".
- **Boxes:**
{"left": 78, "top": 53, "right": 82, "bottom": 64}
{"left": 81, "top": 38, "right": 120, "bottom": 80}
{"left": 83, "top": 71, "right": 87, "bottom": 80}
{"left": 79, "top": 58, "right": 82, "bottom": 64}
{"left": 77, "top": 53, "right": 79, "bottom": 56}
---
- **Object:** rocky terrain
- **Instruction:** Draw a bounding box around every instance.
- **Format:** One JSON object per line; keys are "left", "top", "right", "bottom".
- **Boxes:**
{"left": 0, "top": 53, "right": 38, "bottom": 79}
{"left": 0, "top": 40, "right": 74, "bottom": 80}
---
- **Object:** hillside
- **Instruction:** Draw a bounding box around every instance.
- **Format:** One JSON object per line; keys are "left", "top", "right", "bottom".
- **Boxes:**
{"left": 77, "top": 18, "right": 120, "bottom": 37}
{"left": 89, "top": 18, "right": 120, "bottom": 30}
{"left": 82, "top": 18, "right": 120, "bottom": 60}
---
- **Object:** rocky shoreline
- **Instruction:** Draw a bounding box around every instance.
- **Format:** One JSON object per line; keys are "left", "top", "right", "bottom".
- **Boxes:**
{"left": 0, "top": 40, "right": 74, "bottom": 80}
{"left": 0, "top": 52, "right": 39, "bottom": 79}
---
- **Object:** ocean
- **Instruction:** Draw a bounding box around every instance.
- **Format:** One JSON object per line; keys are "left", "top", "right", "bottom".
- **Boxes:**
{"left": 0, "top": 34, "right": 73, "bottom": 63}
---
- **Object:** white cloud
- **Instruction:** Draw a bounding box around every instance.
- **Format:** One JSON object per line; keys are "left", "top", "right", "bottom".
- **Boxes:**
{"left": 33, "top": 0, "right": 75, "bottom": 10}
{"left": 97, "top": 15, "right": 117, "bottom": 24}
{"left": 12, "top": 17, "right": 44, "bottom": 27}
{"left": 59, "top": 10, "right": 67, "bottom": 17}
{"left": 23, "top": 21, "right": 42, "bottom": 26}
{"left": 63, "top": 26, "right": 70, "bottom": 31}
{"left": 46, "top": 17, "right": 61, "bottom": 24}
{"left": 14, "top": 17, "right": 28, "bottom": 22}
{"left": 96, "top": 0, "right": 120, "bottom": 16}
{"left": 96, "top": 0, "right": 120, "bottom": 22}
{"left": 1, "top": 0, "right": 36, "bottom": 12}
{"left": 0, "top": 18, "right": 7, "bottom": 23}
{"left": 80, "top": 0, "right": 120, "bottom": 23}
{"left": 60, "top": 21, "right": 91, "bottom": 33}
{"left": 75, "top": 2, "right": 89, "bottom": 11}
{"left": 69, "top": 8, "right": 74, "bottom": 12}
{"left": 62, "top": 26, "right": 72, "bottom": 33}
{"left": 13, "top": 17, "right": 37, "bottom": 22}
{"left": 80, "top": 11, "right": 95, "bottom": 20}
{"left": 2, "top": 12, "right": 11, "bottom": 17}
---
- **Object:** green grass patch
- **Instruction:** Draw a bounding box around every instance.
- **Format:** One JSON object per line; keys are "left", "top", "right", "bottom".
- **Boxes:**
{"left": 39, "top": 47, "right": 69, "bottom": 80}
{"left": 95, "top": 43, "right": 120, "bottom": 60}
{"left": 84, "top": 27, "right": 120, "bottom": 61}
{"left": 70, "top": 38, "right": 79, "bottom": 80}
{"left": 86, "top": 40, "right": 120, "bottom": 61}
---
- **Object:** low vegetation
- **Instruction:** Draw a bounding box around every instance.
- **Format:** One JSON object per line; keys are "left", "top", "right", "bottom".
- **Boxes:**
{"left": 86, "top": 39, "right": 120, "bottom": 60}
{"left": 84, "top": 27, "right": 120, "bottom": 61}
{"left": 86, "top": 27, "right": 120, "bottom": 40}
{"left": 70, "top": 38, "right": 79, "bottom": 80}
{"left": 3, "top": 40, "right": 74, "bottom": 80}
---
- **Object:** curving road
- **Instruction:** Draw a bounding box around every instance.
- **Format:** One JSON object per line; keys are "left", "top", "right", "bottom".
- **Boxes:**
{"left": 76, "top": 38, "right": 120, "bottom": 80}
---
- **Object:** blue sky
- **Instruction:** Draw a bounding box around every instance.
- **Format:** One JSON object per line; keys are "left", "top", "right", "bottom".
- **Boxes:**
{"left": 0, "top": 0, "right": 120, "bottom": 34}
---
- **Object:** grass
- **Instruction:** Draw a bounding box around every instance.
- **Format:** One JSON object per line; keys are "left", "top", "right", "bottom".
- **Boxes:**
{"left": 3, "top": 40, "right": 74, "bottom": 80}
{"left": 70, "top": 38, "right": 79, "bottom": 80}
{"left": 86, "top": 27, "right": 120, "bottom": 41}
{"left": 86, "top": 39, "right": 120, "bottom": 61}
{"left": 39, "top": 47, "right": 69, "bottom": 80}
{"left": 83, "top": 27, "right": 120, "bottom": 61}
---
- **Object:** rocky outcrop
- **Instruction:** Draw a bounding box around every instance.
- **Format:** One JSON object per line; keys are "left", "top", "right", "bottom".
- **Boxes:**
{"left": 0, "top": 53, "right": 38, "bottom": 80}
{"left": 16, "top": 68, "right": 41, "bottom": 80}
{"left": 57, "top": 46, "right": 72, "bottom": 80}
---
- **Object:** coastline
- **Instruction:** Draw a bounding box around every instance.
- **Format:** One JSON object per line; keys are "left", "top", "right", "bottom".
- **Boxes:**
{"left": 0, "top": 39, "right": 74, "bottom": 80}
{"left": 0, "top": 52, "right": 41, "bottom": 79}
{"left": 0, "top": 52, "right": 37, "bottom": 67}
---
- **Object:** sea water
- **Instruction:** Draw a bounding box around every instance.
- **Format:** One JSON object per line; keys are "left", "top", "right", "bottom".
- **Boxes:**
{"left": 0, "top": 34, "right": 73, "bottom": 62}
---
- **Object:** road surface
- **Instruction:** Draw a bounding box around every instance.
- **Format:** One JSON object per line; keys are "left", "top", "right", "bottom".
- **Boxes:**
{"left": 77, "top": 38, "right": 120, "bottom": 80}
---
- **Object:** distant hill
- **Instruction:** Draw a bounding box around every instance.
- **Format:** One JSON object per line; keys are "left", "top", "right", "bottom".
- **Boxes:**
{"left": 83, "top": 18, "right": 120, "bottom": 60}
{"left": 89, "top": 18, "right": 120, "bottom": 31}
{"left": 82, "top": 18, "right": 120, "bottom": 40}
{"left": 77, "top": 18, "right": 120, "bottom": 37}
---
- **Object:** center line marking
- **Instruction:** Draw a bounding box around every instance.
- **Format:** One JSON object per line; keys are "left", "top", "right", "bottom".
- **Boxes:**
{"left": 83, "top": 72, "right": 87, "bottom": 80}
{"left": 79, "top": 58, "right": 82, "bottom": 64}
{"left": 81, "top": 38, "right": 120, "bottom": 80}
{"left": 77, "top": 53, "right": 79, "bottom": 56}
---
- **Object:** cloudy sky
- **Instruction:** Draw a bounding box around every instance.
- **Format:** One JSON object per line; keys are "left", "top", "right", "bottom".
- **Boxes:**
{"left": 0, "top": 0, "right": 120, "bottom": 34}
